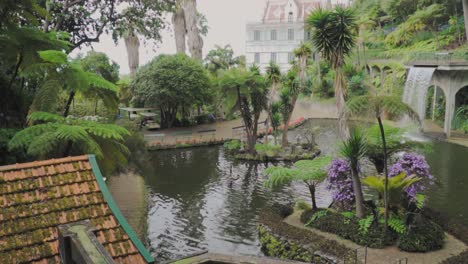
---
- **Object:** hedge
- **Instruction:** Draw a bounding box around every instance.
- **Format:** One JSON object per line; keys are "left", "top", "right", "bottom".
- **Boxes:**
{"left": 397, "top": 216, "right": 444, "bottom": 252}
{"left": 302, "top": 210, "right": 394, "bottom": 249}
{"left": 258, "top": 206, "right": 357, "bottom": 263}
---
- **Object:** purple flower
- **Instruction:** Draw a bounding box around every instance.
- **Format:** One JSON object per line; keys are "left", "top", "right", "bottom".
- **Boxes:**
{"left": 389, "top": 153, "right": 434, "bottom": 200}
{"left": 327, "top": 159, "right": 354, "bottom": 205}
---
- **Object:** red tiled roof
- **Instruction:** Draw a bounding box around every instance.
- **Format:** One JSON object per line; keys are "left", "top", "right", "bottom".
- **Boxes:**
{"left": 0, "top": 155, "right": 153, "bottom": 264}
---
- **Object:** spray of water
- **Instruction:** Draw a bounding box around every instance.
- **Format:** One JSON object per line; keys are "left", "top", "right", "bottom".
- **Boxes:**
{"left": 402, "top": 67, "right": 437, "bottom": 120}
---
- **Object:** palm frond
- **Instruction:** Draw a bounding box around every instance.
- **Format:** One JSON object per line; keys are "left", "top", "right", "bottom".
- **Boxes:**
{"left": 340, "top": 129, "right": 367, "bottom": 167}
{"left": 28, "top": 112, "right": 65, "bottom": 123}
{"left": 29, "top": 80, "right": 62, "bottom": 113}
{"left": 38, "top": 50, "right": 68, "bottom": 64}
{"left": 27, "top": 132, "right": 59, "bottom": 157}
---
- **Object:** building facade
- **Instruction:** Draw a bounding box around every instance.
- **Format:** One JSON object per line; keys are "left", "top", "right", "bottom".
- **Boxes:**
{"left": 245, "top": 0, "right": 347, "bottom": 73}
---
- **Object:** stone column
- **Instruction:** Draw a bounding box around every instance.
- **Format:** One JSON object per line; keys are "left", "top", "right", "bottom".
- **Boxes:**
{"left": 444, "top": 89, "right": 455, "bottom": 138}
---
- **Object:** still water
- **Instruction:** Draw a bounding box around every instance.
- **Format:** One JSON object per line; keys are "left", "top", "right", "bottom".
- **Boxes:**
{"left": 128, "top": 119, "right": 468, "bottom": 261}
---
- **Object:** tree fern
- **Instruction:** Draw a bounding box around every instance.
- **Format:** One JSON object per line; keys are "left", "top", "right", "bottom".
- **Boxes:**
{"left": 9, "top": 112, "right": 130, "bottom": 172}
{"left": 264, "top": 156, "right": 332, "bottom": 209}
{"left": 27, "top": 50, "right": 117, "bottom": 114}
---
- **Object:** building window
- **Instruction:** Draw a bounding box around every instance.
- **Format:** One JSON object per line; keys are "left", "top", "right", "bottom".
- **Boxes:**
{"left": 254, "top": 30, "right": 260, "bottom": 41}
{"left": 271, "top": 30, "right": 277, "bottom": 41}
{"left": 305, "top": 30, "right": 311, "bottom": 40}
{"left": 288, "top": 52, "right": 294, "bottom": 63}
{"left": 254, "top": 53, "right": 260, "bottom": 63}
{"left": 288, "top": 28, "right": 294, "bottom": 40}
{"left": 288, "top": 12, "right": 294, "bottom": 22}
{"left": 270, "top": 52, "right": 277, "bottom": 63}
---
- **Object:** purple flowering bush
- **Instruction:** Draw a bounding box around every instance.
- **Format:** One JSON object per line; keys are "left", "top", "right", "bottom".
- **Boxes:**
{"left": 327, "top": 158, "right": 354, "bottom": 205}
{"left": 389, "top": 152, "right": 434, "bottom": 200}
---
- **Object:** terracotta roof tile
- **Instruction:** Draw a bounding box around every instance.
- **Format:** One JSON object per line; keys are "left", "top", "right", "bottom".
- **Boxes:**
{"left": 0, "top": 156, "right": 151, "bottom": 264}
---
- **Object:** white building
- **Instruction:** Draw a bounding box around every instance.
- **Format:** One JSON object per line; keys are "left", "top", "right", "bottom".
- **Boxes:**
{"left": 246, "top": 0, "right": 348, "bottom": 73}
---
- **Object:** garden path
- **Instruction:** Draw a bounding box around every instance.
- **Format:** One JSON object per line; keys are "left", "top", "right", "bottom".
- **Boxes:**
{"left": 284, "top": 211, "right": 467, "bottom": 264}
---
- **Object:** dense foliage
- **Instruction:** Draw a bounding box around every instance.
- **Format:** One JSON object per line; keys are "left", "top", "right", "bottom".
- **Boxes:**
{"left": 8, "top": 112, "right": 130, "bottom": 173}
{"left": 131, "top": 54, "right": 211, "bottom": 128}
{"left": 204, "top": 45, "right": 245, "bottom": 74}
{"left": 304, "top": 210, "right": 393, "bottom": 248}
{"left": 218, "top": 67, "right": 268, "bottom": 153}
{"left": 397, "top": 217, "right": 445, "bottom": 252}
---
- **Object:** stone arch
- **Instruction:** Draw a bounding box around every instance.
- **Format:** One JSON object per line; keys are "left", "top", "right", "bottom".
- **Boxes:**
{"left": 453, "top": 86, "right": 468, "bottom": 133}
{"left": 425, "top": 85, "right": 446, "bottom": 123}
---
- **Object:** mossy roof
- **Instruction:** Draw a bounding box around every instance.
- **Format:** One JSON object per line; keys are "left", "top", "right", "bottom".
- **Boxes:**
{"left": 0, "top": 155, "right": 155, "bottom": 264}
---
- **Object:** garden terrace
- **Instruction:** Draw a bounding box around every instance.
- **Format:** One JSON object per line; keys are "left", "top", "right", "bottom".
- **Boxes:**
{"left": 0, "top": 155, "right": 154, "bottom": 264}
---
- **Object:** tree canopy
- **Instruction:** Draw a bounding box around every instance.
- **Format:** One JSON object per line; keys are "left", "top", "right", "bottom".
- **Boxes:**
{"left": 204, "top": 45, "right": 244, "bottom": 74}
{"left": 131, "top": 54, "right": 211, "bottom": 128}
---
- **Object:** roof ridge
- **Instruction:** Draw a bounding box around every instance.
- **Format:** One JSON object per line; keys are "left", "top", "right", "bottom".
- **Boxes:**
{"left": 0, "top": 155, "right": 89, "bottom": 172}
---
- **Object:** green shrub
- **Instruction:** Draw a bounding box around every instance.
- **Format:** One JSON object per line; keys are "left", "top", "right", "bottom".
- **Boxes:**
{"left": 258, "top": 225, "right": 313, "bottom": 262}
{"left": 295, "top": 199, "right": 312, "bottom": 211}
{"left": 0, "top": 128, "right": 28, "bottom": 165}
{"left": 305, "top": 210, "right": 394, "bottom": 248}
{"left": 259, "top": 207, "right": 356, "bottom": 263}
{"left": 300, "top": 209, "right": 315, "bottom": 224}
{"left": 223, "top": 139, "right": 242, "bottom": 152}
{"left": 255, "top": 143, "right": 282, "bottom": 157}
{"left": 270, "top": 203, "right": 294, "bottom": 218}
{"left": 398, "top": 217, "right": 444, "bottom": 252}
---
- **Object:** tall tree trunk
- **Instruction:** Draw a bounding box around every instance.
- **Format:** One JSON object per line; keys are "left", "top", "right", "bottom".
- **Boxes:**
{"left": 281, "top": 96, "right": 297, "bottom": 147}
{"left": 124, "top": 32, "right": 140, "bottom": 76}
{"left": 377, "top": 116, "right": 389, "bottom": 233}
{"left": 335, "top": 69, "right": 350, "bottom": 139}
{"left": 63, "top": 140, "right": 73, "bottom": 157}
{"left": 265, "top": 82, "right": 278, "bottom": 144}
{"left": 8, "top": 52, "right": 23, "bottom": 91}
{"left": 184, "top": 0, "right": 203, "bottom": 60}
{"left": 308, "top": 183, "right": 318, "bottom": 210}
{"left": 173, "top": 3, "right": 187, "bottom": 54}
{"left": 463, "top": 0, "right": 468, "bottom": 43}
{"left": 351, "top": 167, "right": 366, "bottom": 218}
{"left": 315, "top": 53, "right": 321, "bottom": 84}
{"left": 63, "top": 91, "right": 75, "bottom": 117}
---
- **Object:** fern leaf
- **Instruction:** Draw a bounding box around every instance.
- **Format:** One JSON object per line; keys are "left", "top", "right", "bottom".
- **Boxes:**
{"left": 38, "top": 50, "right": 68, "bottom": 64}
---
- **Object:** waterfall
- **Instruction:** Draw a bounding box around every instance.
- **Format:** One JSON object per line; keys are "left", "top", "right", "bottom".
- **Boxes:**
{"left": 402, "top": 67, "right": 436, "bottom": 120}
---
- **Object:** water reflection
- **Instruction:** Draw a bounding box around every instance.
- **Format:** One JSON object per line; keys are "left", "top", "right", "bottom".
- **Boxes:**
{"left": 425, "top": 141, "right": 468, "bottom": 223}
{"left": 139, "top": 119, "right": 468, "bottom": 261}
{"left": 143, "top": 145, "right": 331, "bottom": 260}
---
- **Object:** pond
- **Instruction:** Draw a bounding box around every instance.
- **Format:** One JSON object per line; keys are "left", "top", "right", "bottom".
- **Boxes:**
{"left": 111, "top": 119, "right": 468, "bottom": 261}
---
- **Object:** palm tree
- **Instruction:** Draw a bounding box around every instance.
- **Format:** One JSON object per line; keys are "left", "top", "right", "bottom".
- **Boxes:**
{"left": 339, "top": 129, "right": 367, "bottom": 218}
{"left": 280, "top": 68, "right": 300, "bottom": 147}
{"left": 265, "top": 62, "right": 282, "bottom": 143}
{"left": 346, "top": 92, "right": 420, "bottom": 230}
{"left": 265, "top": 156, "right": 332, "bottom": 209}
{"left": 294, "top": 43, "right": 312, "bottom": 90}
{"left": 308, "top": 7, "right": 357, "bottom": 139}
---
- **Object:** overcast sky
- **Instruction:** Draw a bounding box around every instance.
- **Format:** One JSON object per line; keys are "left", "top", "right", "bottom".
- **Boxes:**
{"left": 72, "top": 0, "right": 267, "bottom": 75}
